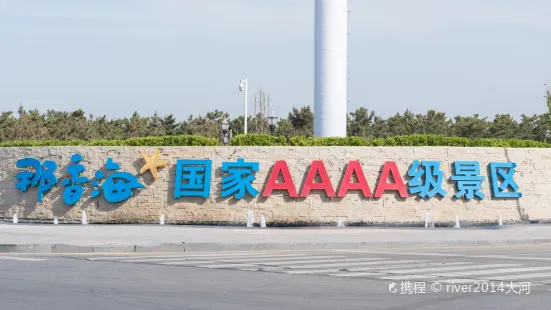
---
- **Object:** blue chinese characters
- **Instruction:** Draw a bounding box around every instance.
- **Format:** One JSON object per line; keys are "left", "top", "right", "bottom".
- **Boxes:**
{"left": 407, "top": 160, "right": 447, "bottom": 198}
{"left": 489, "top": 162, "right": 522, "bottom": 198}
{"left": 15, "top": 155, "right": 144, "bottom": 204}
{"left": 172, "top": 158, "right": 260, "bottom": 200}
{"left": 14, "top": 154, "right": 524, "bottom": 204}
{"left": 450, "top": 161, "right": 486, "bottom": 200}
{"left": 15, "top": 158, "right": 58, "bottom": 202}
{"left": 221, "top": 158, "right": 259, "bottom": 199}
{"left": 174, "top": 159, "right": 212, "bottom": 199}
{"left": 62, "top": 154, "right": 90, "bottom": 205}
{"left": 91, "top": 158, "right": 145, "bottom": 203}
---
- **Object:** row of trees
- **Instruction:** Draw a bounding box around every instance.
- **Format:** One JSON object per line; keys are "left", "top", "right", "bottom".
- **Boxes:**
{"left": 1, "top": 91, "right": 550, "bottom": 142}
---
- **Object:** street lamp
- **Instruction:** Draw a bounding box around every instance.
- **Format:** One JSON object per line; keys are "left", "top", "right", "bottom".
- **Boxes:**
{"left": 239, "top": 78, "right": 248, "bottom": 135}
{"left": 267, "top": 110, "right": 279, "bottom": 136}
{"left": 221, "top": 119, "right": 229, "bottom": 145}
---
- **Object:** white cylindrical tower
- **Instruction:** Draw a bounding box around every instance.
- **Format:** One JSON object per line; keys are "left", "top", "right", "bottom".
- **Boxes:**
{"left": 314, "top": 0, "right": 348, "bottom": 137}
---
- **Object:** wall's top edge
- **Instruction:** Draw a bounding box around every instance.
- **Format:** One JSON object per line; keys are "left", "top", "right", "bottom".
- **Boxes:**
{"left": 0, "top": 146, "right": 548, "bottom": 150}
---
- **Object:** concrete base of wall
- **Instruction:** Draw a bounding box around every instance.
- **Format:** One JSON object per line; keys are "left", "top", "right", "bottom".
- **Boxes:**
{"left": 3, "top": 217, "right": 547, "bottom": 228}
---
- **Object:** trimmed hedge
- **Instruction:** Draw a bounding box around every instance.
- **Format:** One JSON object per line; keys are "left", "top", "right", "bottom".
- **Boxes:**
{"left": 1, "top": 134, "right": 550, "bottom": 148}
{"left": 289, "top": 135, "right": 551, "bottom": 147}
{"left": 231, "top": 134, "right": 287, "bottom": 146}
{"left": 0, "top": 135, "right": 219, "bottom": 147}
{"left": 290, "top": 136, "right": 372, "bottom": 146}
{"left": 290, "top": 135, "right": 551, "bottom": 147}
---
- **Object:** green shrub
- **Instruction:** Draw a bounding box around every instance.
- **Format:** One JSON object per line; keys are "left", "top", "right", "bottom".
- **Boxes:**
{"left": 290, "top": 134, "right": 551, "bottom": 147}
{"left": 1, "top": 134, "right": 550, "bottom": 148}
{"left": 387, "top": 135, "right": 470, "bottom": 147}
{"left": 0, "top": 135, "right": 219, "bottom": 147}
{"left": 231, "top": 134, "right": 287, "bottom": 146}
{"left": 86, "top": 139, "right": 126, "bottom": 146}
{"left": 122, "top": 135, "right": 218, "bottom": 146}
{"left": 372, "top": 138, "right": 386, "bottom": 146}
{"left": 290, "top": 136, "right": 372, "bottom": 146}
{"left": 502, "top": 139, "right": 548, "bottom": 148}
{"left": 0, "top": 140, "right": 86, "bottom": 147}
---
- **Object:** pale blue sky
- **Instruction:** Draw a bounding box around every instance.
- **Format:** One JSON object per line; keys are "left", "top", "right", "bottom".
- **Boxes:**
{"left": 1, "top": 0, "right": 550, "bottom": 120}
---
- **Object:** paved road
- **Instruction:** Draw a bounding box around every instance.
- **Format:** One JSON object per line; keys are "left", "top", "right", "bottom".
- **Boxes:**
{"left": 2, "top": 244, "right": 551, "bottom": 309}
{"left": 74, "top": 244, "right": 551, "bottom": 285}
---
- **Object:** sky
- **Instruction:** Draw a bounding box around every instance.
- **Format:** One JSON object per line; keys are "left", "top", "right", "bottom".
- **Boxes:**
{"left": 1, "top": 0, "right": 550, "bottom": 121}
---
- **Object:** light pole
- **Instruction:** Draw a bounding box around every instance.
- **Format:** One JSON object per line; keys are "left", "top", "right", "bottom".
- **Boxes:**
{"left": 239, "top": 78, "right": 248, "bottom": 134}
{"left": 267, "top": 110, "right": 279, "bottom": 136}
{"left": 221, "top": 119, "right": 229, "bottom": 145}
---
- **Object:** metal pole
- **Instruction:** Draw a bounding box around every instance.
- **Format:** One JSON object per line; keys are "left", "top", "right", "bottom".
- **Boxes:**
{"left": 222, "top": 129, "right": 228, "bottom": 145}
{"left": 244, "top": 78, "right": 248, "bottom": 135}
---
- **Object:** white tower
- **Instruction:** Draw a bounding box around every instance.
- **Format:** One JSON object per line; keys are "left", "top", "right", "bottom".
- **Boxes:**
{"left": 314, "top": 0, "right": 348, "bottom": 137}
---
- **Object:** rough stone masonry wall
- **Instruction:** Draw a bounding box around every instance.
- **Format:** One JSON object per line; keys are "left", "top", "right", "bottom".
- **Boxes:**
{"left": 0, "top": 146, "right": 549, "bottom": 225}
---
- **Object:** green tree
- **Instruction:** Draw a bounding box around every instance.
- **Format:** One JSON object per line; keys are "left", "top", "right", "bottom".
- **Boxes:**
{"left": 348, "top": 107, "right": 375, "bottom": 138}
{"left": 274, "top": 119, "right": 294, "bottom": 140}
{"left": 451, "top": 115, "right": 490, "bottom": 138}
{"left": 249, "top": 114, "right": 270, "bottom": 134}
{"left": 124, "top": 112, "right": 150, "bottom": 138}
{"left": 0, "top": 111, "right": 17, "bottom": 141}
{"left": 517, "top": 114, "right": 540, "bottom": 141}
{"left": 148, "top": 112, "right": 166, "bottom": 136}
{"left": 288, "top": 106, "right": 314, "bottom": 137}
{"left": 14, "top": 105, "right": 47, "bottom": 140}
{"left": 229, "top": 116, "right": 244, "bottom": 136}
{"left": 423, "top": 110, "right": 451, "bottom": 135}
{"left": 489, "top": 114, "right": 519, "bottom": 139}
{"left": 1, "top": 89, "right": 550, "bottom": 143}
{"left": 180, "top": 110, "right": 228, "bottom": 138}
{"left": 162, "top": 114, "right": 179, "bottom": 135}
{"left": 371, "top": 116, "right": 390, "bottom": 138}
{"left": 385, "top": 110, "right": 422, "bottom": 136}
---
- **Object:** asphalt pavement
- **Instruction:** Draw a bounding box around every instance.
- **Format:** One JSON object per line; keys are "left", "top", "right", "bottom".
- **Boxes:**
{"left": 2, "top": 244, "right": 551, "bottom": 309}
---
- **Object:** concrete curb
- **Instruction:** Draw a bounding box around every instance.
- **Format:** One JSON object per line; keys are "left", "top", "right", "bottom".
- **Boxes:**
{"left": 1, "top": 239, "right": 550, "bottom": 253}
{"left": 4, "top": 218, "right": 551, "bottom": 227}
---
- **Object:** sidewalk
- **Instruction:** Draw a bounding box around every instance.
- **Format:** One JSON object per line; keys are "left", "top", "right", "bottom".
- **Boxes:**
{"left": 1, "top": 223, "right": 551, "bottom": 253}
